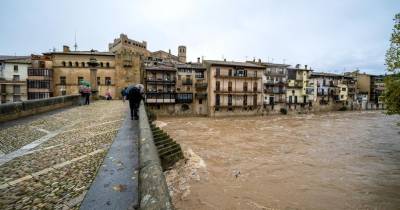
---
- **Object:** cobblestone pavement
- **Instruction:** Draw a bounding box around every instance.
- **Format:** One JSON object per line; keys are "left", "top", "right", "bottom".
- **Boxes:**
{"left": 0, "top": 101, "right": 127, "bottom": 210}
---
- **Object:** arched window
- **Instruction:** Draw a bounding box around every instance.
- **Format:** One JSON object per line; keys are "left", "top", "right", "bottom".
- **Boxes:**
{"left": 81, "top": 62, "right": 85, "bottom": 67}
{"left": 75, "top": 62, "right": 79, "bottom": 67}
{"left": 68, "top": 61, "right": 72, "bottom": 67}
{"left": 100, "top": 62, "right": 104, "bottom": 67}
{"left": 62, "top": 61, "right": 66, "bottom": 67}
{"left": 106, "top": 62, "right": 110, "bottom": 68}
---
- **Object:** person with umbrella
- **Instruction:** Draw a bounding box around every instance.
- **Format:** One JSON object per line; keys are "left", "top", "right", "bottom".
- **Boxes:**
{"left": 79, "top": 80, "right": 92, "bottom": 105}
{"left": 126, "top": 84, "right": 144, "bottom": 120}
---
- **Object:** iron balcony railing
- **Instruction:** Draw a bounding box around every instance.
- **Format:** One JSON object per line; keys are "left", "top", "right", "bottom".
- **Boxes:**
{"left": 195, "top": 82, "right": 208, "bottom": 89}
{"left": 195, "top": 93, "right": 207, "bottom": 99}
{"left": 146, "top": 78, "right": 176, "bottom": 84}
{"left": 182, "top": 79, "right": 193, "bottom": 85}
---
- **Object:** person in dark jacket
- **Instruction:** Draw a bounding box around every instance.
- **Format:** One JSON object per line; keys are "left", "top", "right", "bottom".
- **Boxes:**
{"left": 126, "top": 84, "right": 144, "bottom": 120}
{"left": 121, "top": 87, "right": 127, "bottom": 103}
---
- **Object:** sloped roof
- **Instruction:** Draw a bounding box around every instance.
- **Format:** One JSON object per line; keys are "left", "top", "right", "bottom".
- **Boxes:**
{"left": 204, "top": 60, "right": 264, "bottom": 68}
{"left": 0, "top": 55, "right": 30, "bottom": 63}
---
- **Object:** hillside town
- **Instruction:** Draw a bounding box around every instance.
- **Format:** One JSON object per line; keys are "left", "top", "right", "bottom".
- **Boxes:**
{"left": 0, "top": 34, "right": 386, "bottom": 116}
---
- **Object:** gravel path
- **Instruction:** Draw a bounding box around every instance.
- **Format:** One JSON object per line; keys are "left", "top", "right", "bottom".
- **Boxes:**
{"left": 0, "top": 101, "right": 127, "bottom": 210}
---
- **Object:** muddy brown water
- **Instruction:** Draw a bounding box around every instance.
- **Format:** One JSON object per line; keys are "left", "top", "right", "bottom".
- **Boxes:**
{"left": 158, "top": 111, "right": 400, "bottom": 210}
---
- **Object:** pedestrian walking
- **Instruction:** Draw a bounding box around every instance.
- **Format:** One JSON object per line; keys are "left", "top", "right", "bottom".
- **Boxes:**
{"left": 121, "top": 87, "right": 127, "bottom": 103}
{"left": 126, "top": 84, "right": 144, "bottom": 120}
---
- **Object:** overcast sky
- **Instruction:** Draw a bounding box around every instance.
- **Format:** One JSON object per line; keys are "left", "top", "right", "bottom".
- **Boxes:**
{"left": 1, "top": 0, "right": 399, "bottom": 74}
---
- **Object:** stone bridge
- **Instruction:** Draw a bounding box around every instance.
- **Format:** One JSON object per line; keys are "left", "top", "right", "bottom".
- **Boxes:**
{"left": 0, "top": 98, "right": 172, "bottom": 210}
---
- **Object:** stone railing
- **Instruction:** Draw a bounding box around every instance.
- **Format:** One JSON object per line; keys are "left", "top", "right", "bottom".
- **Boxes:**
{"left": 138, "top": 101, "right": 173, "bottom": 210}
{"left": 0, "top": 95, "right": 80, "bottom": 123}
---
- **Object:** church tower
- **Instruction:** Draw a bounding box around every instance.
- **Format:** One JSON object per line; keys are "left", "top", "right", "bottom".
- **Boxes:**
{"left": 178, "top": 45, "right": 186, "bottom": 63}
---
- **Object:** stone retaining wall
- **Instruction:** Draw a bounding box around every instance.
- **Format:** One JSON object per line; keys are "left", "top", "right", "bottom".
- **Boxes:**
{"left": 0, "top": 95, "right": 80, "bottom": 123}
{"left": 138, "top": 101, "right": 173, "bottom": 210}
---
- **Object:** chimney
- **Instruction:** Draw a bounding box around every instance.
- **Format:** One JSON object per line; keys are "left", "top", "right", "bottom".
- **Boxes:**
{"left": 258, "top": 58, "right": 261, "bottom": 63}
{"left": 168, "top": 49, "right": 171, "bottom": 54}
{"left": 305, "top": 65, "right": 308, "bottom": 70}
{"left": 197, "top": 57, "right": 200, "bottom": 63}
{"left": 224, "top": 58, "right": 226, "bottom": 62}
{"left": 253, "top": 57, "right": 255, "bottom": 62}
{"left": 295, "top": 64, "right": 300, "bottom": 68}
{"left": 63, "top": 45, "right": 70, "bottom": 52}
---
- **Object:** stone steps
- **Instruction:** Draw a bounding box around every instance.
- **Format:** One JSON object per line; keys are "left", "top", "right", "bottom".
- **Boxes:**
{"left": 150, "top": 124, "right": 184, "bottom": 171}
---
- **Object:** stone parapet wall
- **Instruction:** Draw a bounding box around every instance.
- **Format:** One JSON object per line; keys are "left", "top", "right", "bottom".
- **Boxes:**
{"left": 0, "top": 95, "right": 80, "bottom": 123}
{"left": 138, "top": 101, "right": 173, "bottom": 210}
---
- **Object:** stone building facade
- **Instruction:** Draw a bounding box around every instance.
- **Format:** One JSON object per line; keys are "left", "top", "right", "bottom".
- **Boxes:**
{"left": 44, "top": 47, "right": 116, "bottom": 98}
{"left": 0, "top": 56, "right": 30, "bottom": 103}
{"left": 144, "top": 62, "right": 177, "bottom": 115}
{"left": 248, "top": 60, "right": 290, "bottom": 113}
{"left": 205, "top": 60, "right": 264, "bottom": 117}
{"left": 176, "top": 62, "right": 207, "bottom": 115}
{"left": 28, "top": 55, "right": 53, "bottom": 100}
{"left": 286, "top": 65, "right": 313, "bottom": 111}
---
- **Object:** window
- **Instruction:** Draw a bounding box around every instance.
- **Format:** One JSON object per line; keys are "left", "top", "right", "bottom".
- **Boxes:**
{"left": 60, "top": 76, "right": 66, "bottom": 85}
{"left": 229, "top": 69, "right": 232, "bottom": 76}
{"left": 105, "top": 77, "right": 112, "bottom": 85}
{"left": 186, "top": 86, "right": 190, "bottom": 91}
{"left": 228, "top": 81, "right": 232, "bottom": 92}
{"left": 216, "top": 68, "right": 220, "bottom": 76}
{"left": 253, "top": 95, "right": 257, "bottom": 107}
{"left": 228, "top": 94, "right": 232, "bottom": 106}
{"left": 216, "top": 81, "right": 220, "bottom": 91}
{"left": 243, "top": 95, "right": 247, "bottom": 106}
{"left": 13, "top": 95, "right": 21, "bottom": 102}
{"left": 178, "top": 75, "right": 181, "bottom": 80}
{"left": 39, "top": 61, "right": 45, "bottom": 68}
{"left": 243, "top": 82, "right": 248, "bottom": 92}
{"left": 97, "top": 77, "right": 101, "bottom": 85}
{"left": 81, "top": 62, "right": 85, "bottom": 67}
{"left": 342, "top": 87, "right": 346, "bottom": 91}
{"left": 199, "top": 99, "right": 202, "bottom": 104}
{"left": 253, "top": 82, "right": 258, "bottom": 92}
{"left": 100, "top": 62, "right": 104, "bottom": 67}
{"left": 216, "top": 94, "right": 220, "bottom": 106}
{"left": 13, "top": 75, "right": 20, "bottom": 81}
{"left": 68, "top": 61, "right": 72, "bottom": 67}
{"left": 78, "top": 77, "right": 84, "bottom": 85}
{"left": 106, "top": 62, "right": 110, "bottom": 68}
{"left": 62, "top": 61, "right": 66, "bottom": 67}
{"left": 195, "top": 70, "right": 204, "bottom": 79}
{"left": 61, "top": 90, "right": 66, "bottom": 95}
{"left": 13, "top": 65, "right": 18, "bottom": 72}
{"left": 13, "top": 85, "right": 20, "bottom": 94}
{"left": 75, "top": 62, "right": 79, "bottom": 67}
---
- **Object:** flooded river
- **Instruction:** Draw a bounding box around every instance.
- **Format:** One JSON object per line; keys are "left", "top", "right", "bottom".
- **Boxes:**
{"left": 157, "top": 111, "right": 400, "bottom": 210}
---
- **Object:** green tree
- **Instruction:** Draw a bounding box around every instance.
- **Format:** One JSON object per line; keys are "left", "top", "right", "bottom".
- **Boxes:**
{"left": 384, "top": 13, "right": 400, "bottom": 114}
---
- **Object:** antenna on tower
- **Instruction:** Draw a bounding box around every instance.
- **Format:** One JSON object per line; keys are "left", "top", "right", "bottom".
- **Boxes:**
{"left": 74, "top": 32, "right": 78, "bottom": 51}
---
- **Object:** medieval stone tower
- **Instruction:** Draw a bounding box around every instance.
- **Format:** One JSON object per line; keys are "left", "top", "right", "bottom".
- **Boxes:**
{"left": 178, "top": 45, "right": 186, "bottom": 63}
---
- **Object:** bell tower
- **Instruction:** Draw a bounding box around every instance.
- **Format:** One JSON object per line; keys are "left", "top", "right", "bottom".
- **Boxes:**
{"left": 178, "top": 45, "right": 186, "bottom": 63}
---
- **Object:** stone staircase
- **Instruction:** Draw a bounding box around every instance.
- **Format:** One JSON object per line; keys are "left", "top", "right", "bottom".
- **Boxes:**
{"left": 150, "top": 123, "right": 184, "bottom": 171}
